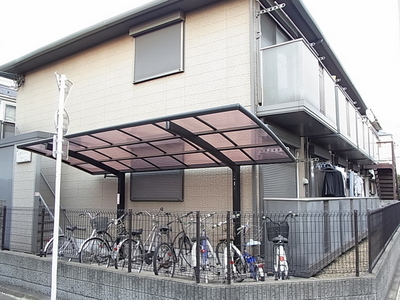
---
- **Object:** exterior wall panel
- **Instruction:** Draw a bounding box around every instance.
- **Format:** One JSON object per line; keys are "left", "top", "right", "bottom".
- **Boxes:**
{"left": 14, "top": 0, "right": 254, "bottom": 212}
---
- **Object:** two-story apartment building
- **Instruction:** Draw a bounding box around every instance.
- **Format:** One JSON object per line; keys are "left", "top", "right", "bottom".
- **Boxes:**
{"left": 0, "top": 0, "right": 395, "bottom": 227}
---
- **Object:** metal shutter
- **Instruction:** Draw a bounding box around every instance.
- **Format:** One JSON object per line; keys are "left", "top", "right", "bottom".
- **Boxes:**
{"left": 134, "top": 22, "right": 183, "bottom": 83}
{"left": 261, "top": 163, "right": 296, "bottom": 198}
{"left": 130, "top": 170, "right": 184, "bottom": 201}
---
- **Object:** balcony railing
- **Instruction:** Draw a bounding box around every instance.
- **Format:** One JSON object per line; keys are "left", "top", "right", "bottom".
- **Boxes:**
{"left": 260, "top": 39, "right": 379, "bottom": 161}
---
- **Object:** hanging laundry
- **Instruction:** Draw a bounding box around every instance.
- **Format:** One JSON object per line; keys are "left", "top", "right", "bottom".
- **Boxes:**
{"left": 322, "top": 165, "right": 345, "bottom": 197}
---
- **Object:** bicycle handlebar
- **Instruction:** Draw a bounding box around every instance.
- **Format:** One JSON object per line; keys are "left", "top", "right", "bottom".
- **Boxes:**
{"left": 262, "top": 211, "right": 297, "bottom": 225}
{"left": 166, "top": 211, "right": 194, "bottom": 226}
{"left": 79, "top": 211, "right": 100, "bottom": 219}
{"left": 212, "top": 213, "right": 240, "bottom": 228}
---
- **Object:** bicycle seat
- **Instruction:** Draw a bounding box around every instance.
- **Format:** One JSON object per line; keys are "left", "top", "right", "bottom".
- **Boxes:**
{"left": 219, "top": 238, "right": 234, "bottom": 242}
{"left": 132, "top": 229, "right": 143, "bottom": 236}
{"left": 246, "top": 239, "right": 261, "bottom": 246}
{"left": 66, "top": 225, "right": 85, "bottom": 232}
{"left": 159, "top": 226, "right": 171, "bottom": 234}
{"left": 191, "top": 236, "right": 208, "bottom": 242}
{"left": 272, "top": 236, "right": 288, "bottom": 244}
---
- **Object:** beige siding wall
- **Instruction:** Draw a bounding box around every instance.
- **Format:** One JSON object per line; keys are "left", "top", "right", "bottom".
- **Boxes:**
{"left": 13, "top": 0, "right": 255, "bottom": 212}
{"left": 13, "top": 155, "right": 39, "bottom": 208}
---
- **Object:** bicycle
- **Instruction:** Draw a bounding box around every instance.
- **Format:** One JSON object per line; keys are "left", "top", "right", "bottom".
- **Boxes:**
{"left": 43, "top": 210, "right": 94, "bottom": 260}
{"left": 78, "top": 212, "right": 128, "bottom": 266}
{"left": 214, "top": 214, "right": 246, "bottom": 283}
{"left": 43, "top": 223, "right": 86, "bottom": 261}
{"left": 190, "top": 212, "right": 221, "bottom": 283}
{"left": 112, "top": 209, "right": 175, "bottom": 276}
{"left": 264, "top": 211, "right": 297, "bottom": 280}
{"left": 167, "top": 211, "right": 193, "bottom": 273}
{"left": 236, "top": 220, "right": 265, "bottom": 282}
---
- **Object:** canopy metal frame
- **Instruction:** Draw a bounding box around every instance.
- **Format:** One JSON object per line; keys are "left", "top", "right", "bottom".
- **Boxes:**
{"left": 18, "top": 104, "right": 295, "bottom": 211}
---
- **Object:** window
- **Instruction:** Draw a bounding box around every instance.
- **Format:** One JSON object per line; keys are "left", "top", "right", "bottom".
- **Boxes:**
{"left": 260, "top": 13, "right": 289, "bottom": 48}
{"left": 130, "top": 11, "right": 185, "bottom": 83}
{"left": 5, "top": 104, "right": 16, "bottom": 122}
{"left": 130, "top": 170, "right": 184, "bottom": 201}
{"left": 1, "top": 102, "right": 16, "bottom": 123}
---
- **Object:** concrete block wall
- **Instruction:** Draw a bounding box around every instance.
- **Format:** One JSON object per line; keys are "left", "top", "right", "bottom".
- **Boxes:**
{"left": 0, "top": 229, "right": 400, "bottom": 300}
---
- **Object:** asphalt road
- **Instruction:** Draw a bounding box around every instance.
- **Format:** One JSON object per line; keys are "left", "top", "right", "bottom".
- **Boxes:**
{"left": 0, "top": 285, "right": 49, "bottom": 300}
{"left": 386, "top": 257, "right": 400, "bottom": 300}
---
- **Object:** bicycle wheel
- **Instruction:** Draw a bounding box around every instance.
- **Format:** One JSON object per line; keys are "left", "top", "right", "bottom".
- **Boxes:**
{"left": 255, "top": 263, "right": 265, "bottom": 281}
{"left": 114, "top": 238, "right": 143, "bottom": 272}
{"left": 231, "top": 246, "right": 245, "bottom": 282}
{"left": 153, "top": 242, "right": 176, "bottom": 277}
{"left": 43, "top": 235, "right": 68, "bottom": 257}
{"left": 176, "top": 235, "right": 192, "bottom": 271}
{"left": 215, "top": 241, "right": 224, "bottom": 266}
{"left": 217, "top": 242, "right": 245, "bottom": 282}
{"left": 79, "top": 237, "right": 111, "bottom": 265}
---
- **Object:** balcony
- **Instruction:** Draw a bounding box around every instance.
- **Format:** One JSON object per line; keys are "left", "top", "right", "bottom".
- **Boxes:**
{"left": 257, "top": 39, "right": 378, "bottom": 165}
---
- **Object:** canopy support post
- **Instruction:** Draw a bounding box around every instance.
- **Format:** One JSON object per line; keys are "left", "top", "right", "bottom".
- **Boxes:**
{"left": 232, "top": 165, "right": 241, "bottom": 213}
{"left": 232, "top": 165, "right": 241, "bottom": 247}
{"left": 117, "top": 172, "right": 125, "bottom": 213}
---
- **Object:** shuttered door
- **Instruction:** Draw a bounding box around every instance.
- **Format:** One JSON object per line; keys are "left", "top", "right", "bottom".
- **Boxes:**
{"left": 261, "top": 163, "right": 296, "bottom": 198}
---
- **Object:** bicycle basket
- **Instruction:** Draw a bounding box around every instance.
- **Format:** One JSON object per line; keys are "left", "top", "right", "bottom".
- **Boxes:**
{"left": 265, "top": 221, "right": 289, "bottom": 241}
{"left": 90, "top": 217, "right": 109, "bottom": 233}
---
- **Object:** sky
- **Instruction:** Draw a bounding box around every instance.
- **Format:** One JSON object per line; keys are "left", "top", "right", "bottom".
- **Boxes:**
{"left": 301, "top": 0, "right": 400, "bottom": 163}
{"left": 1, "top": 0, "right": 400, "bottom": 162}
{"left": 0, "top": 0, "right": 154, "bottom": 66}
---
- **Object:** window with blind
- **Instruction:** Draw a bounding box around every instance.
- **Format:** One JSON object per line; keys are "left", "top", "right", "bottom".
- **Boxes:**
{"left": 130, "top": 170, "right": 184, "bottom": 201}
{"left": 130, "top": 11, "right": 185, "bottom": 83}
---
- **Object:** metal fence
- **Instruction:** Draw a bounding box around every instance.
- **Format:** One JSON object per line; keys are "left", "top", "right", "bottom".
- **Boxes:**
{"left": 368, "top": 201, "right": 400, "bottom": 271}
{"left": 0, "top": 205, "right": 382, "bottom": 283}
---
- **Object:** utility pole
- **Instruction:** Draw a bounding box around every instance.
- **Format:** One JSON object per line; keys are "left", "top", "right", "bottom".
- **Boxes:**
{"left": 51, "top": 73, "right": 72, "bottom": 300}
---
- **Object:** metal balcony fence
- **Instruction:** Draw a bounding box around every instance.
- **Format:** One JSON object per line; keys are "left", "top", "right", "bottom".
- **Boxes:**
{"left": 1, "top": 204, "right": 400, "bottom": 283}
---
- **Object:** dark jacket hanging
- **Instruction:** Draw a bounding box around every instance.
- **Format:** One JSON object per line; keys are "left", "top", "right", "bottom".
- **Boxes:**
{"left": 322, "top": 169, "right": 345, "bottom": 197}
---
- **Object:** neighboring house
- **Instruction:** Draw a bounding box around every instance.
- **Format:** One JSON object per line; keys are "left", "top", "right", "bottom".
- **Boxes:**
{"left": 0, "top": 0, "right": 396, "bottom": 239}
{"left": 0, "top": 78, "right": 16, "bottom": 139}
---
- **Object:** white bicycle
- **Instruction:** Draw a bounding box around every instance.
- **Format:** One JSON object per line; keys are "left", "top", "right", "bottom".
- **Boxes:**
{"left": 264, "top": 212, "right": 297, "bottom": 280}
{"left": 191, "top": 213, "right": 220, "bottom": 283}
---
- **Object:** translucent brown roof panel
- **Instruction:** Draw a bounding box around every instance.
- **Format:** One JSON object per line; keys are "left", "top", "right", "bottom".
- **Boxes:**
{"left": 18, "top": 104, "right": 295, "bottom": 175}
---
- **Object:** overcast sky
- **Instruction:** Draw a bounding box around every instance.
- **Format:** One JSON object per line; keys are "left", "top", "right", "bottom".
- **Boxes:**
{"left": 0, "top": 0, "right": 153, "bottom": 65}
{"left": 1, "top": 0, "right": 400, "bottom": 159}
{"left": 302, "top": 0, "right": 400, "bottom": 162}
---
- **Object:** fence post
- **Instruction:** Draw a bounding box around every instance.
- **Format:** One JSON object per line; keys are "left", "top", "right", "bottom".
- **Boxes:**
{"left": 1, "top": 206, "right": 6, "bottom": 250}
{"left": 128, "top": 209, "right": 132, "bottom": 273}
{"left": 195, "top": 211, "right": 200, "bottom": 283}
{"left": 354, "top": 210, "right": 359, "bottom": 277}
{"left": 367, "top": 209, "right": 372, "bottom": 273}
{"left": 226, "top": 211, "right": 231, "bottom": 285}
{"left": 39, "top": 208, "right": 45, "bottom": 257}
